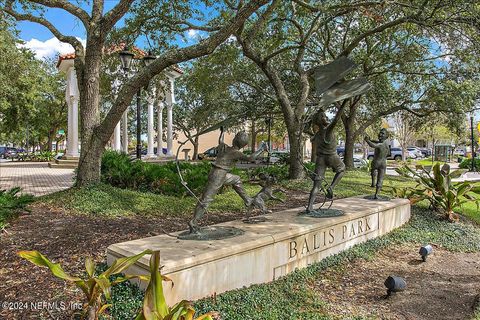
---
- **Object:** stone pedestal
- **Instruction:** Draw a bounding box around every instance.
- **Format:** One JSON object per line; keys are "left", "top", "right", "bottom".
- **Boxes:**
{"left": 107, "top": 197, "right": 410, "bottom": 306}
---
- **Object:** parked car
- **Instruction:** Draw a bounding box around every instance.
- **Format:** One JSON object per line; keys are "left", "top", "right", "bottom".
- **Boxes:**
{"left": 367, "top": 147, "right": 415, "bottom": 161}
{"left": 419, "top": 147, "right": 432, "bottom": 157}
{"left": 341, "top": 155, "right": 368, "bottom": 169}
{"left": 407, "top": 147, "right": 423, "bottom": 159}
{"left": 197, "top": 146, "right": 218, "bottom": 160}
{"left": 453, "top": 148, "right": 466, "bottom": 157}
{"left": 336, "top": 147, "right": 345, "bottom": 157}
{"left": 0, "top": 147, "right": 18, "bottom": 159}
{"left": 267, "top": 150, "right": 289, "bottom": 164}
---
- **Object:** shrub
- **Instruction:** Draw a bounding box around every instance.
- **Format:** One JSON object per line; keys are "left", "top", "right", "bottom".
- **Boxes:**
{"left": 459, "top": 158, "right": 480, "bottom": 170}
{"left": 393, "top": 163, "right": 480, "bottom": 221}
{"left": 101, "top": 151, "right": 212, "bottom": 196}
{"left": 0, "top": 187, "right": 34, "bottom": 229}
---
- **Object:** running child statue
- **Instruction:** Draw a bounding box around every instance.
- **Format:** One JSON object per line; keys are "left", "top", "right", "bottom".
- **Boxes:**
{"left": 188, "top": 127, "right": 267, "bottom": 234}
{"left": 305, "top": 108, "right": 346, "bottom": 213}
{"left": 365, "top": 128, "right": 389, "bottom": 199}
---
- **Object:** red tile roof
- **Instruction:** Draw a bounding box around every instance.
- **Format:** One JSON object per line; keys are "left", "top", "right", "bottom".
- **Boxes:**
{"left": 57, "top": 43, "right": 183, "bottom": 74}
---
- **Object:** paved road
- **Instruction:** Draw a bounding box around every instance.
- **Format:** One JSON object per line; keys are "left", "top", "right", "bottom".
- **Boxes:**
{"left": 0, "top": 161, "right": 74, "bottom": 196}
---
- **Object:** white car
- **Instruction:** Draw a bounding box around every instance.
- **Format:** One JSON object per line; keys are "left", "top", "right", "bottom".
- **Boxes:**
{"left": 407, "top": 147, "right": 423, "bottom": 159}
{"left": 342, "top": 156, "right": 368, "bottom": 168}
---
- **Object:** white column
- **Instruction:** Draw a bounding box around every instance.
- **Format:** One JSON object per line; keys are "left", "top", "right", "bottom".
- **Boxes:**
{"left": 122, "top": 111, "right": 128, "bottom": 153}
{"left": 157, "top": 101, "right": 164, "bottom": 157}
{"left": 165, "top": 78, "right": 175, "bottom": 156}
{"left": 166, "top": 104, "right": 173, "bottom": 156}
{"left": 65, "top": 67, "right": 79, "bottom": 158}
{"left": 70, "top": 97, "right": 80, "bottom": 157}
{"left": 66, "top": 97, "right": 73, "bottom": 157}
{"left": 113, "top": 122, "right": 121, "bottom": 151}
{"left": 112, "top": 79, "right": 122, "bottom": 152}
{"left": 146, "top": 89, "right": 155, "bottom": 158}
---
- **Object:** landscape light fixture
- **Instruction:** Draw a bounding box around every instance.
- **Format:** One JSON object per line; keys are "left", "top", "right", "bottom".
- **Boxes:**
{"left": 119, "top": 46, "right": 134, "bottom": 71}
{"left": 419, "top": 244, "right": 433, "bottom": 262}
{"left": 384, "top": 276, "right": 406, "bottom": 297}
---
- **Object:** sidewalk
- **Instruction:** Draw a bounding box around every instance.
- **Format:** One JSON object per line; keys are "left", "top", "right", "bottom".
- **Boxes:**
{"left": 0, "top": 161, "right": 74, "bottom": 196}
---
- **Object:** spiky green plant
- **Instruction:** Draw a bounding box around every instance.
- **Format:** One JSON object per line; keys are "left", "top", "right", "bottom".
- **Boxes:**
{"left": 394, "top": 163, "right": 480, "bottom": 221}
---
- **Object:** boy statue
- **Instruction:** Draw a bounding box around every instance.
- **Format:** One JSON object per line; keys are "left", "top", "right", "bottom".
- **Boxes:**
{"left": 306, "top": 108, "right": 346, "bottom": 213}
{"left": 364, "top": 128, "right": 389, "bottom": 199}
{"left": 188, "top": 127, "right": 267, "bottom": 233}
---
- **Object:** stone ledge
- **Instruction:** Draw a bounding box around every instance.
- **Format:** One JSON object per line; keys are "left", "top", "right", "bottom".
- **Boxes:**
{"left": 107, "top": 196, "right": 410, "bottom": 305}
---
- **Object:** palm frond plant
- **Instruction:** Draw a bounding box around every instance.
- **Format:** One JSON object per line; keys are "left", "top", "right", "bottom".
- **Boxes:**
{"left": 394, "top": 163, "right": 480, "bottom": 221}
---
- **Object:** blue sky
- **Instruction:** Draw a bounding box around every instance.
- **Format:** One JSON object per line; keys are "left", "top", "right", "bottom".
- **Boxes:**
{"left": 15, "top": 1, "right": 206, "bottom": 59}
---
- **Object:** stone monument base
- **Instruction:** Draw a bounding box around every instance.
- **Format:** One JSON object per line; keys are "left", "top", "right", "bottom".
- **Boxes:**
{"left": 107, "top": 196, "right": 410, "bottom": 306}
{"left": 48, "top": 156, "right": 79, "bottom": 169}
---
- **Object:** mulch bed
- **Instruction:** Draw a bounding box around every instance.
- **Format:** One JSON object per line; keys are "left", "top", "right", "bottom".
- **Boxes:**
{"left": 314, "top": 244, "right": 480, "bottom": 319}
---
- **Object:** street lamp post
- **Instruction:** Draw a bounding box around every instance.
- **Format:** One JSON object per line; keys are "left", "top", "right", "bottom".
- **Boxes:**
{"left": 118, "top": 48, "right": 156, "bottom": 159}
{"left": 265, "top": 116, "right": 272, "bottom": 165}
{"left": 471, "top": 115, "right": 476, "bottom": 172}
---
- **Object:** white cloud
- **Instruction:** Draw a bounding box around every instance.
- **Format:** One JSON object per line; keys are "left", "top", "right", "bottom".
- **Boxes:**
{"left": 187, "top": 29, "right": 199, "bottom": 39}
{"left": 18, "top": 37, "right": 86, "bottom": 59}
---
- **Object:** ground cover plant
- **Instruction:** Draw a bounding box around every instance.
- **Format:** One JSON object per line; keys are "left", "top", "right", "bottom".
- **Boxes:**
{"left": 0, "top": 187, "right": 34, "bottom": 229}
{"left": 103, "top": 204, "right": 480, "bottom": 319}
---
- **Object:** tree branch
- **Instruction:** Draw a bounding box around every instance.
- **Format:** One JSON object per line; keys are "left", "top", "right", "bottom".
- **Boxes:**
{"left": 98, "top": 0, "right": 270, "bottom": 143}
{"left": 30, "top": 0, "right": 90, "bottom": 27}
{"left": 102, "top": 0, "right": 135, "bottom": 31}
{"left": 3, "top": 4, "right": 84, "bottom": 55}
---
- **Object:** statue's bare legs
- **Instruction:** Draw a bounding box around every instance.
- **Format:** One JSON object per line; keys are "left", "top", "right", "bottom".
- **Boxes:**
{"left": 189, "top": 172, "right": 251, "bottom": 233}
{"left": 374, "top": 167, "right": 386, "bottom": 199}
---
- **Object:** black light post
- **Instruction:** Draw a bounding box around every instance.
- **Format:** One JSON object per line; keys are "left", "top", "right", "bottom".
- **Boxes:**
{"left": 118, "top": 48, "right": 156, "bottom": 159}
{"left": 265, "top": 116, "right": 272, "bottom": 165}
{"left": 471, "top": 115, "right": 476, "bottom": 172}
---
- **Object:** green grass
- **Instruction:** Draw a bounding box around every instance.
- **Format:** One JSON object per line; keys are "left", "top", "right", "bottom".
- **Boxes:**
{"left": 414, "top": 159, "right": 448, "bottom": 167}
{"left": 40, "top": 169, "right": 480, "bottom": 225}
{"left": 40, "top": 183, "right": 262, "bottom": 217}
{"left": 40, "top": 170, "right": 413, "bottom": 217}
{"left": 281, "top": 169, "right": 417, "bottom": 198}
{"left": 104, "top": 204, "right": 480, "bottom": 319}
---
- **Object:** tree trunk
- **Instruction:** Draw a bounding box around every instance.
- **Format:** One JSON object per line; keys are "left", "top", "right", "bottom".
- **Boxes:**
{"left": 342, "top": 102, "right": 358, "bottom": 170}
{"left": 343, "top": 118, "right": 356, "bottom": 169}
{"left": 251, "top": 119, "right": 256, "bottom": 153}
{"left": 287, "top": 124, "right": 304, "bottom": 179}
{"left": 192, "top": 135, "right": 199, "bottom": 160}
{"left": 76, "top": 39, "right": 105, "bottom": 187}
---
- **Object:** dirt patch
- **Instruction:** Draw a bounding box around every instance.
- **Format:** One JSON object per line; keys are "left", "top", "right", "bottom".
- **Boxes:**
{"left": 314, "top": 244, "right": 480, "bottom": 319}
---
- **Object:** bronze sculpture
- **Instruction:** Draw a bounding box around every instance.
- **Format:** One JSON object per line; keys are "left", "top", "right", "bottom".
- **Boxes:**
{"left": 247, "top": 173, "right": 285, "bottom": 215}
{"left": 305, "top": 108, "right": 346, "bottom": 213}
{"left": 365, "top": 128, "right": 389, "bottom": 199}
{"left": 188, "top": 127, "right": 267, "bottom": 234}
